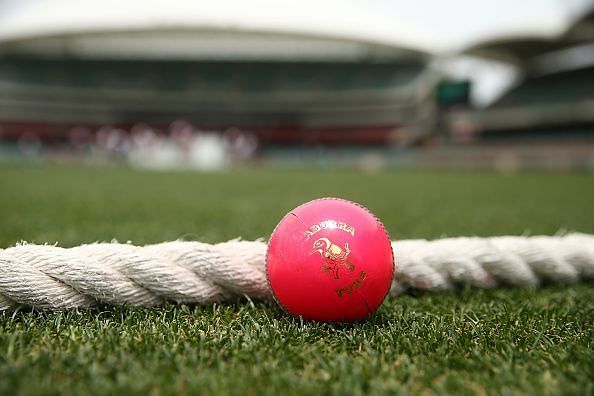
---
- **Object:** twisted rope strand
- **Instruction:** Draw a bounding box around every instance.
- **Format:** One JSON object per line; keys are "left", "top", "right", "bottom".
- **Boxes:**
{"left": 0, "top": 233, "right": 593, "bottom": 310}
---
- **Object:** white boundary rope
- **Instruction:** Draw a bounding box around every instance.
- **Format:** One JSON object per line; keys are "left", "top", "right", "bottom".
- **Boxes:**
{"left": 0, "top": 233, "right": 593, "bottom": 310}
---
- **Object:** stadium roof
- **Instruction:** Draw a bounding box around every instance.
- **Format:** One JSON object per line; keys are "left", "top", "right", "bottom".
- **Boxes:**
{"left": 462, "top": 6, "right": 594, "bottom": 68}
{"left": 0, "top": 0, "right": 438, "bottom": 61}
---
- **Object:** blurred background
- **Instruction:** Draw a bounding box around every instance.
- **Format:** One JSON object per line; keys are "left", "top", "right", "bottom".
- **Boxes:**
{"left": 0, "top": 0, "right": 593, "bottom": 171}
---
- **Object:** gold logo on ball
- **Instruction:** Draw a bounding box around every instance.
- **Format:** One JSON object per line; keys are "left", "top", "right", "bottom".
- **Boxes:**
{"left": 310, "top": 237, "right": 355, "bottom": 280}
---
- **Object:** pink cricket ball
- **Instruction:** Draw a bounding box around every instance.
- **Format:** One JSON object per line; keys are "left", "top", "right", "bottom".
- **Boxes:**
{"left": 266, "top": 198, "right": 394, "bottom": 322}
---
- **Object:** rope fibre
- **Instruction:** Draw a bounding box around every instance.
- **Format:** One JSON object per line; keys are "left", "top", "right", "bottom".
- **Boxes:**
{"left": 0, "top": 233, "right": 593, "bottom": 310}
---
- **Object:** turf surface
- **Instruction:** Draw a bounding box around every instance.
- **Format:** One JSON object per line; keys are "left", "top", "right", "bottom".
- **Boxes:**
{"left": 0, "top": 164, "right": 593, "bottom": 395}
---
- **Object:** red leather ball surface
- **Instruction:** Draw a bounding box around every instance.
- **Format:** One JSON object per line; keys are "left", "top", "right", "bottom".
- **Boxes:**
{"left": 266, "top": 198, "right": 394, "bottom": 322}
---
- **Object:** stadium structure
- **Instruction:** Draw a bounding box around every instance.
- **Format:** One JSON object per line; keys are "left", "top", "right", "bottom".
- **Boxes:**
{"left": 0, "top": 1, "right": 437, "bottom": 148}
{"left": 447, "top": 7, "right": 594, "bottom": 144}
{"left": 430, "top": 6, "right": 594, "bottom": 169}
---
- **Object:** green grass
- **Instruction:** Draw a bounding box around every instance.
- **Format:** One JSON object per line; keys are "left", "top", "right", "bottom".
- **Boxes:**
{"left": 0, "top": 164, "right": 593, "bottom": 395}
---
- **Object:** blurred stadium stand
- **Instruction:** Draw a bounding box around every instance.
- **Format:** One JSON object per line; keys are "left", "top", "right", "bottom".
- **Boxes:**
{"left": 439, "top": 6, "right": 594, "bottom": 169}
{"left": 1, "top": 1, "right": 592, "bottom": 170}
{"left": 447, "top": 7, "right": 594, "bottom": 140}
{"left": 0, "top": 2, "right": 436, "bottom": 150}
{"left": 0, "top": 60, "right": 432, "bottom": 146}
